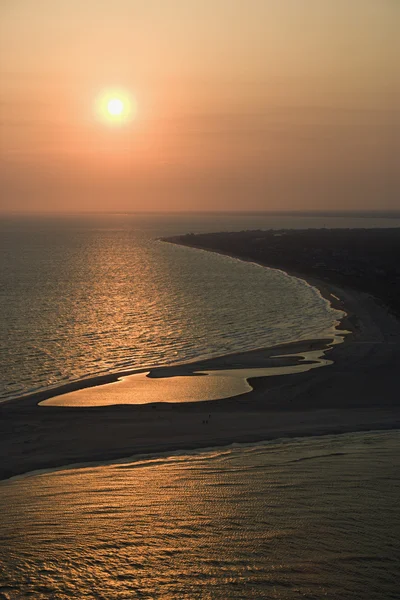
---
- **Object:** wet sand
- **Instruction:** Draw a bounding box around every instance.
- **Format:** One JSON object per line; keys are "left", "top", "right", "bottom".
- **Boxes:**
{"left": 1, "top": 255, "right": 400, "bottom": 480}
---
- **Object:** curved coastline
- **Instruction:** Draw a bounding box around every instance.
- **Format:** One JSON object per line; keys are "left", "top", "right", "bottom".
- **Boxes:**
{"left": 161, "top": 237, "right": 352, "bottom": 331}
{"left": 1, "top": 242, "right": 400, "bottom": 480}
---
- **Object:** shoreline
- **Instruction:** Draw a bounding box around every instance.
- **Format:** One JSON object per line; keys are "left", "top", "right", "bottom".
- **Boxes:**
{"left": 6, "top": 425, "right": 400, "bottom": 484}
{"left": 161, "top": 238, "right": 355, "bottom": 333}
{"left": 1, "top": 243, "right": 400, "bottom": 480}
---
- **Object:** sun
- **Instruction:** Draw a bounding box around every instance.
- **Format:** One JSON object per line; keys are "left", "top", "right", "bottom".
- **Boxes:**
{"left": 107, "top": 98, "right": 124, "bottom": 116}
{"left": 96, "top": 89, "right": 136, "bottom": 125}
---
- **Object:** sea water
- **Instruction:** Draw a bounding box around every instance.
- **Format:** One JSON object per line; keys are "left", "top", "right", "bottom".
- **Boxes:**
{"left": 0, "top": 212, "right": 359, "bottom": 402}
{"left": 0, "top": 430, "right": 398, "bottom": 599}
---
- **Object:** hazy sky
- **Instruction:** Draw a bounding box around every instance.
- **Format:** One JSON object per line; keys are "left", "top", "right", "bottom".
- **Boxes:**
{"left": 0, "top": 0, "right": 398, "bottom": 212}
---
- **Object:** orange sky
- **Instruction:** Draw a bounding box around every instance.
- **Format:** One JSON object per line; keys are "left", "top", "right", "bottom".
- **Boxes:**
{"left": 0, "top": 0, "right": 398, "bottom": 212}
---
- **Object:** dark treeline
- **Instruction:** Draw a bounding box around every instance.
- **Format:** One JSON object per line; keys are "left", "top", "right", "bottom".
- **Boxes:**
{"left": 165, "top": 229, "right": 400, "bottom": 317}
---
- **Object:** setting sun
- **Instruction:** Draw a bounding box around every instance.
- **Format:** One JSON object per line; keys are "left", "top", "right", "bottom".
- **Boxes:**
{"left": 107, "top": 98, "right": 124, "bottom": 116}
{"left": 96, "top": 89, "right": 136, "bottom": 125}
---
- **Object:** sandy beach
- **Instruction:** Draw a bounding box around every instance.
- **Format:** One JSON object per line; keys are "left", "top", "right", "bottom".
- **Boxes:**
{"left": 1, "top": 255, "right": 400, "bottom": 481}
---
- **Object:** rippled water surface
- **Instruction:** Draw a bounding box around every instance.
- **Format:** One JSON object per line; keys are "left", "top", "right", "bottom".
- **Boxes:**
{"left": 0, "top": 430, "right": 399, "bottom": 599}
{"left": 0, "top": 213, "right": 354, "bottom": 402}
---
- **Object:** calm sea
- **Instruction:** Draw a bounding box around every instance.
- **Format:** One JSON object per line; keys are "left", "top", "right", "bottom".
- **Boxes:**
{"left": 2, "top": 212, "right": 400, "bottom": 403}
{"left": 1, "top": 430, "right": 399, "bottom": 599}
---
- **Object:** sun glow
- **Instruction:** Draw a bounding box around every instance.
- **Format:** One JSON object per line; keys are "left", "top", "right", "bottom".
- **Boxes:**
{"left": 96, "top": 89, "right": 136, "bottom": 125}
{"left": 107, "top": 98, "right": 124, "bottom": 116}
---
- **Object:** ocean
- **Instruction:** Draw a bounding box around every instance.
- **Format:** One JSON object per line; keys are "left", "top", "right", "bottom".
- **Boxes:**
{"left": 1, "top": 430, "right": 399, "bottom": 599}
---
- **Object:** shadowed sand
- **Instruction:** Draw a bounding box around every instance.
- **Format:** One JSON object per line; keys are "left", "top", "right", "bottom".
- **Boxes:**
{"left": 1, "top": 254, "right": 400, "bottom": 480}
